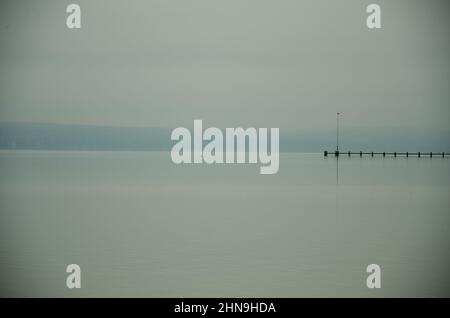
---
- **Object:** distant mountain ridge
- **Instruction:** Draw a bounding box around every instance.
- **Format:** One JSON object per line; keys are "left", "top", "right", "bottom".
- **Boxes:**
{"left": 0, "top": 122, "right": 448, "bottom": 153}
{"left": 0, "top": 122, "right": 171, "bottom": 151}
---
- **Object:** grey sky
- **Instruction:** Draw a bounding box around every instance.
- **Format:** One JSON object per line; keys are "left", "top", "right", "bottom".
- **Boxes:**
{"left": 0, "top": 0, "right": 449, "bottom": 134}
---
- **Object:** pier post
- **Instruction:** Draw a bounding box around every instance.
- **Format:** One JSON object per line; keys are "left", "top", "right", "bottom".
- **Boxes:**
{"left": 336, "top": 112, "right": 340, "bottom": 153}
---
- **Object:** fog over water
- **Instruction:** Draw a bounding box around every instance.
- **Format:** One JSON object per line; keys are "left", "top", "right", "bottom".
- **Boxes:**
{"left": 1, "top": 0, "right": 449, "bottom": 135}
{"left": 0, "top": 0, "right": 449, "bottom": 297}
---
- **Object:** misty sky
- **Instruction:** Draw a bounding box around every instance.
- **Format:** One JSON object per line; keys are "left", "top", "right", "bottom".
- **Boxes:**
{"left": 0, "top": 0, "right": 449, "bottom": 135}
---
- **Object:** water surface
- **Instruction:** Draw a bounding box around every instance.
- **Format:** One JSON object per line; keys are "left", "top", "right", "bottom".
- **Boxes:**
{"left": 0, "top": 150, "right": 449, "bottom": 297}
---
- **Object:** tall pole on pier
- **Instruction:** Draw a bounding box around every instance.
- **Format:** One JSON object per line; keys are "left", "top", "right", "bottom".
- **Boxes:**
{"left": 336, "top": 112, "right": 340, "bottom": 153}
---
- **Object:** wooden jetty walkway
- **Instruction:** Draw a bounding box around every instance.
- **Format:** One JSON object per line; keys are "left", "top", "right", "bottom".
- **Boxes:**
{"left": 324, "top": 151, "right": 450, "bottom": 158}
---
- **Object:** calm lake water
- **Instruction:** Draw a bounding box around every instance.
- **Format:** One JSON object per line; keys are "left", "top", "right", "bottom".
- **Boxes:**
{"left": 0, "top": 150, "right": 449, "bottom": 297}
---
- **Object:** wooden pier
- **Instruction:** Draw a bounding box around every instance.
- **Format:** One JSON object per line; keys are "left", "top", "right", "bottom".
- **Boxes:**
{"left": 324, "top": 151, "right": 450, "bottom": 158}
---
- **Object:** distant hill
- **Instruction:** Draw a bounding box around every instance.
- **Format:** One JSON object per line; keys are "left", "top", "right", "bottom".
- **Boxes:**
{"left": 0, "top": 122, "right": 448, "bottom": 153}
{"left": 0, "top": 122, "right": 337, "bottom": 152}
{"left": 0, "top": 122, "right": 171, "bottom": 151}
